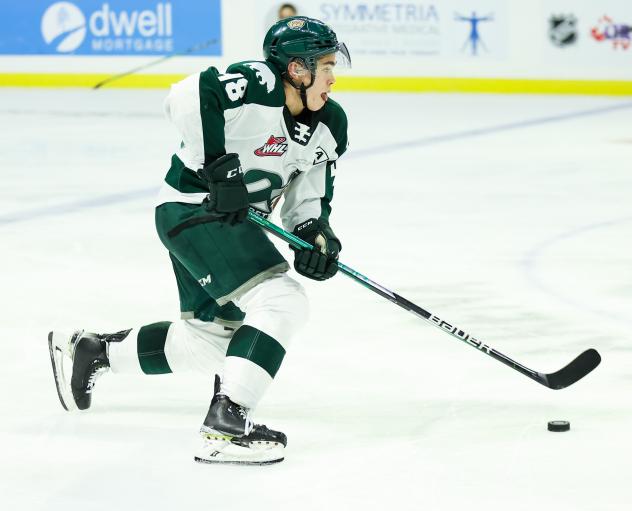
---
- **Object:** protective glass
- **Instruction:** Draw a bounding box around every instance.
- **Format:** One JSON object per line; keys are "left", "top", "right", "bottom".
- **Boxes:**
{"left": 315, "top": 43, "right": 351, "bottom": 78}
{"left": 335, "top": 42, "right": 352, "bottom": 69}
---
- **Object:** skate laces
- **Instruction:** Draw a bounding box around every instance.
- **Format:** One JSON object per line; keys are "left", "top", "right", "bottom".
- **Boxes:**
{"left": 237, "top": 405, "right": 254, "bottom": 435}
{"left": 86, "top": 363, "right": 109, "bottom": 393}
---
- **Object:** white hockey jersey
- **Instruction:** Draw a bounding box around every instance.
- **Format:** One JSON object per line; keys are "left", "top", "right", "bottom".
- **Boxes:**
{"left": 158, "top": 60, "right": 348, "bottom": 231}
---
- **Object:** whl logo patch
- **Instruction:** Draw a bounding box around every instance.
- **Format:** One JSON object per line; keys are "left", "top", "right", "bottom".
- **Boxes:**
{"left": 254, "top": 135, "right": 288, "bottom": 157}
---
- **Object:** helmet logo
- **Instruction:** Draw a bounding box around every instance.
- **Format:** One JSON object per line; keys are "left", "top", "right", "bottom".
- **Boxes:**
{"left": 287, "top": 19, "right": 306, "bottom": 30}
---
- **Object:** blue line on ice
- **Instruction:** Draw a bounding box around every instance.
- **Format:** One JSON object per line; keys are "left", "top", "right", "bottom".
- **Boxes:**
{"left": 1, "top": 100, "right": 631, "bottom": 226}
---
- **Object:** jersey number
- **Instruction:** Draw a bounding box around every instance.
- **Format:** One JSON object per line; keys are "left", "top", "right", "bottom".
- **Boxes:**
{"left": 218, "top": 72, "right": 248, "bottom": 102}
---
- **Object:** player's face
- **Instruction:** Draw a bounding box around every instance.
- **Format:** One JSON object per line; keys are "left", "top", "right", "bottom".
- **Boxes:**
{"left": 305, "top": 54, "right": 336, "bottom": 111}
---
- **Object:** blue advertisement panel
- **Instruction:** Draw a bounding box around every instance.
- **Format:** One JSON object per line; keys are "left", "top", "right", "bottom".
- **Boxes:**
{"left": 0, "top": 1, "right": 222, "bottom": 55}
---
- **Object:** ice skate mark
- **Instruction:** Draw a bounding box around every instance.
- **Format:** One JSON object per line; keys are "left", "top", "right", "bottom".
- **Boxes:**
{"left": 1, "top": 103, "right": 631, "bottom": 226}
{"left": 0, "top": 188, "right": 157, "bottom": 226}
{"left": 521, "top": 215, "right": 632, "bottom": 327}
{"left": 347, "top": 101, "right": 632, "bottom": 160}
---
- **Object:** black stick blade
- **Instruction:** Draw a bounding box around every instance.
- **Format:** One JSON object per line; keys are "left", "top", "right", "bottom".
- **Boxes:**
{"left": 541, "top": 349, "right": 602, "bottom": 389}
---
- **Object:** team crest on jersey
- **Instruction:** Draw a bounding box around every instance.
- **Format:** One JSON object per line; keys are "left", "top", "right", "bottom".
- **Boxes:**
{"left": 254, "top": 135, "right": 288, "bottom": 157}
{"left": 287, "top": 19, "right": 306, "bottom": 30}
{"left": 293, "top": 122, "right": 312, "bottom": 144}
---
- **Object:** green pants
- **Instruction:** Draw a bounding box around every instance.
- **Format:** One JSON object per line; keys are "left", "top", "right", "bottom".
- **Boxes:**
{"left": 155, "top": 202, "right": 290, "bottom": 325}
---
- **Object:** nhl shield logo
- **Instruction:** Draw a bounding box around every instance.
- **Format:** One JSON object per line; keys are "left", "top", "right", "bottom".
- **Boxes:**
{"left": 549, "top": 14, "right": 578, "bottom": 47}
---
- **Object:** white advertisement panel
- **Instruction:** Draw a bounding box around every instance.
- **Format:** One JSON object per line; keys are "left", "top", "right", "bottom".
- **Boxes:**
{"left": 541, "top": 0, "right": 632, "bottom": 71}
{"left": 0, "top": 0, "right": 630, "bottom": 82}
{"left": 314, "top": 3, "right": 443, "bottom": 58}
{"left": 255, "top": 0, "right": 510, "bottom": 70}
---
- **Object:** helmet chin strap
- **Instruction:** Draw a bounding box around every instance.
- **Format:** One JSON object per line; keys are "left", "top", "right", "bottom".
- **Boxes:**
{"left": 287, "top": 65, "right": 315, "bottom": 111}
{"left": 299, "top": 83, "right": 308, "bottom": 109}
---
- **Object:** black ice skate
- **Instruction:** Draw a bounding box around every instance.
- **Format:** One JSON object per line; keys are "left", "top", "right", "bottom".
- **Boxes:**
{"left": 48, "top": 329, "right": 130, "bottom": 411}
{"left": 194, "top": 376, "right": 287, "bottom": 465}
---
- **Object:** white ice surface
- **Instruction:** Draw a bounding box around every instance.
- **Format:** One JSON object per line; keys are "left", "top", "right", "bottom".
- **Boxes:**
{"left": 0, "top": 88, "right": 631, "bottom": 511}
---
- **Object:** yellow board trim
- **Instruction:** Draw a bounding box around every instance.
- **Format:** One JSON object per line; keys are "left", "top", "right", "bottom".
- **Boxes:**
{"left": 1, "top": 73, "right": 632, "bottom": 95}
{"left": 0, "top": 73, "right": 186, "bottom": 89}
{"left": 335, "top": 76, "right": 632, "bottom": 96}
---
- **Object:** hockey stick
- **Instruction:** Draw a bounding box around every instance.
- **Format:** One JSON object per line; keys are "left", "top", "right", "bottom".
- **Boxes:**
{"left": 93, "top": 38, "right": 219, "bottom": 89}
{"left": 248, "top": 210, "right": 601, "bottom": 390}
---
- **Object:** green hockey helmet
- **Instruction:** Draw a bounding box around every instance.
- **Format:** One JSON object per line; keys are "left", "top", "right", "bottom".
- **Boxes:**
{"left": 263, "top": 16, "right": 351, "bottom": 79}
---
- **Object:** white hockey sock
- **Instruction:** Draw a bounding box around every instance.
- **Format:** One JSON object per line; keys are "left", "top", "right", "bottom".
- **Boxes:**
{"left": 165, "top": 319, "right": 232, "bottom": 373}
{"left": 108, "top": 327, "right": 144, "bottom": 375}
{"left": 109, "top": 320, "right": 233, "bottom": 375}
{"left": 222, "top": 274, "right": 309, "bottom": 410}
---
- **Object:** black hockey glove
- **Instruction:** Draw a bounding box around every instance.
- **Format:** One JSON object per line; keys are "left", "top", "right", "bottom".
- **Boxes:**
{"left": 197, "top": 153, "right": 249, "bottom": 225}
{"left": 292, "top": 218, "right": 341, "bottom": 281}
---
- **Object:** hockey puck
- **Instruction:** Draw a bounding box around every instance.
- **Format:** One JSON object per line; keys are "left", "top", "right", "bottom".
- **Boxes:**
{"left": 547, "top": 420, "right": 570, "bottom": 432}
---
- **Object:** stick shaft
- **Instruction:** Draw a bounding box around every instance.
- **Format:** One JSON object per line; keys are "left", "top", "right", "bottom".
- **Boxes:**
{"left": 247, "top": 211, "right": 550, "bottom": 384}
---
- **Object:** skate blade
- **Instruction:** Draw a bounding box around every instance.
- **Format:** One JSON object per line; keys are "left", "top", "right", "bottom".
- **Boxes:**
{"left": 194, "top": 435, "right": 285, "bottom": 465}
{"left": 48, "top": 331, "right": 77, "bottom": 412}
{"left": 194, "top": 456, "right": 284, "bottom": 466}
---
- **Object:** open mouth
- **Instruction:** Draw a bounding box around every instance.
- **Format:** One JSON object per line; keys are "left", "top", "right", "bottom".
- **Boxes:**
{"left": 321, "top": 92, "right": 328, "bottom": 102}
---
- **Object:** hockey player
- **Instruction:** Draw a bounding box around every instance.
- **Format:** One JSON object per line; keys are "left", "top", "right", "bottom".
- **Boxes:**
{"left": 48, "top": 16, "right": 350, "bottom": 465}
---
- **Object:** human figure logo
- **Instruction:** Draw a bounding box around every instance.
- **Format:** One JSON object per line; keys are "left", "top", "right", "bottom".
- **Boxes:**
{"left": 41, "top": 2, "right": 86, "bottom": 53}
{"left": 454, "top": 11, "right": 494, "bottom": 56}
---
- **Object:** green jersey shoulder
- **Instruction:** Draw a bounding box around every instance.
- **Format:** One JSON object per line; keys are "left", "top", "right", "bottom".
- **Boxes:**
{"left": 314, "top": 97, "right": 348, "bottom": 159}
{"left": 200, "top": 60, "right": 285, "bottom": 112}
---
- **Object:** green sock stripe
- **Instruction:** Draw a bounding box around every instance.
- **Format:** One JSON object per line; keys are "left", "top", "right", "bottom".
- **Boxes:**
{"left": 137, "top": 322, "right": 173, "bottom": 375}
{"left": 226, "top": 325, "right": 286, "bottom": 378}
